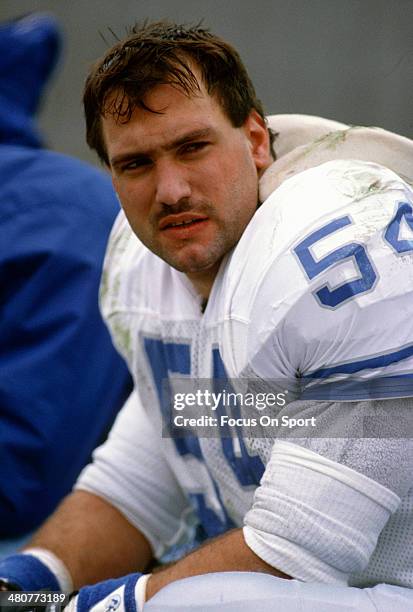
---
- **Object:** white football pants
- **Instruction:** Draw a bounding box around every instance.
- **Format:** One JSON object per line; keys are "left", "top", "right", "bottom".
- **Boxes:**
{"left": 145, "top": 572, "right": 413, "bottom": 612}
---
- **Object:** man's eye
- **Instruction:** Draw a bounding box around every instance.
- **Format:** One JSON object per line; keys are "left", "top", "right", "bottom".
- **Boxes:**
{"left": 181, "top": 142, "right": 209, "bottom": 155}
{"left": 121, "top": 158, "right": 152, "bottom": 172}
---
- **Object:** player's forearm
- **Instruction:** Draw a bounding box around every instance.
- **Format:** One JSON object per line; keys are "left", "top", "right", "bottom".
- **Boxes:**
{"left": 25, "top": 490, "right": 153, "bottom": 589}
{"left": 146, "top": 528, "right": 291, "bottom": 601}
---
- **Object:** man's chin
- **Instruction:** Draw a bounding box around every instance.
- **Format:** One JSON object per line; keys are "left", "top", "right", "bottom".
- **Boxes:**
{"left": 168, "top": 259, "right": 212, "bottom": 274}
{"left": 165, "top": 254, "right": 222, "bottom": 276}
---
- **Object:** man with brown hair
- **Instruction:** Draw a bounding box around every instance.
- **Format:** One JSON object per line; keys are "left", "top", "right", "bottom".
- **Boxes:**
{"left": 0, "top": 20, "right": 412, "bottom": 612}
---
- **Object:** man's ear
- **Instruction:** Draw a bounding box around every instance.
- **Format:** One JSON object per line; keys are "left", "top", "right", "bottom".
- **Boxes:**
{"left": 243, "top": 110, "right": 272, "bottom": 175}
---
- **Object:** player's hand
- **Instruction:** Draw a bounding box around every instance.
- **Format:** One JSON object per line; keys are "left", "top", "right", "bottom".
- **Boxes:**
{"left": 64, "top": 573, "right": 148, "bottom": 612}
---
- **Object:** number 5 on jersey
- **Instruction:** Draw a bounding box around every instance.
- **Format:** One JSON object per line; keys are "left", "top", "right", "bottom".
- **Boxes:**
{"left": 294, "top": 200, "right": 413, "bottom": 309}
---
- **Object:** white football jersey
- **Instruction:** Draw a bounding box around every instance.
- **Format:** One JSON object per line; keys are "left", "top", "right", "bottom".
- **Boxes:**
{"left": 78, "top": 146, "right": 413, "bottom": 586}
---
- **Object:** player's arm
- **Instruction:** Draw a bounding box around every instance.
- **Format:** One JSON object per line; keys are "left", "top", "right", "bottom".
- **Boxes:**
{"left": 145, "top": 528, "right": 291, "bottom": 600}
{"left": 0, "top": 491, "right": 153, "bottom": 612}
{"left": 64, "top": 429, "right": 409, "bottom": 611}
{"left": 146, "top": 417, "right": 410, "bottom": 600}
{"left": 25, "top": 490, "right": 153, "bottom": 589}
{"left": 58, "top": 527, "right": 289, "bottom": 610}
{"left": 0, "top": 391, "right": 192, "bottom": 602}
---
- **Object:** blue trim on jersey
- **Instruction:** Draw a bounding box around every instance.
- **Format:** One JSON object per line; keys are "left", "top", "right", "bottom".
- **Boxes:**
{"left": 307, "top": 343, "right": 413, "bottom": 379}
{"left": 301, "top": 373, "right": 413, "bottom": 401}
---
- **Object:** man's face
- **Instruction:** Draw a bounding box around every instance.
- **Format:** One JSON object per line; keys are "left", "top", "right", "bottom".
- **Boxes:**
{"left": 102, "top": 77, "right": 271, "bottom": 294}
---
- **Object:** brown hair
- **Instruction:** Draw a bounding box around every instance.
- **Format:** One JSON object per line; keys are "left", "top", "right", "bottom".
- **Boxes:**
{"left": 83, "top": 20, "right": 275, "bottom": 165}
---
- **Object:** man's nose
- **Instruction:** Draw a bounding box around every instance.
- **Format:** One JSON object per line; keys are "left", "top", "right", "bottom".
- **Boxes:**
{"left": 154, "top": 161, "right": 191, "bottom": 207}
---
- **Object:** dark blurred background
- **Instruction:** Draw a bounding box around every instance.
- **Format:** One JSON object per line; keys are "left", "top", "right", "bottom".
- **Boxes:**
{"left": 2, "top": 0, "right": 412, "bottom": 164}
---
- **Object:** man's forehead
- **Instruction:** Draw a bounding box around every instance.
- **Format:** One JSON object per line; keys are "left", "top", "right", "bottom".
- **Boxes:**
{"left": 102, "top": 82, "right": 233, "bottom": 159}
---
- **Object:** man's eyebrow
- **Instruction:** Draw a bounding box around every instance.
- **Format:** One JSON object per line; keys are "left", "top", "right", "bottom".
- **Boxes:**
{"left": 110, "top": 151, "right": 150, "bottom": 168}
{"left": 166, "top": 127, "right": 214, "bottom": 150}
{"left": 110, "top": 128, "right": 214, "bottom": 167}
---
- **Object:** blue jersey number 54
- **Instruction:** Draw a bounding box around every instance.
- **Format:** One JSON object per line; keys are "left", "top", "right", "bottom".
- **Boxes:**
{"left": 294, "top": 201, "right": 413, "bottom": 309}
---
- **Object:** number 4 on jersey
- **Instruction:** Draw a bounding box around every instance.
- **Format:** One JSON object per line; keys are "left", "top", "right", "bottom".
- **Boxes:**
{"left": 384, "top": 201, "right": 413, "bottom": 253}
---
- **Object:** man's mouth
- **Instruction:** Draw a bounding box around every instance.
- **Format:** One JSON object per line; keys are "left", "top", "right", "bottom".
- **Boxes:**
{"left": 168, "top": 219, "right": 203, "bottom": 228}
{"left": 159, "top": 213, "right": 208, "bottom": 231}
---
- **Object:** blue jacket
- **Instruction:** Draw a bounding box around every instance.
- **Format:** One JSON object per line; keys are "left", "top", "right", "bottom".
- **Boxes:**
{"left": 0, "top": 14, "right": 132, "bottom": 536}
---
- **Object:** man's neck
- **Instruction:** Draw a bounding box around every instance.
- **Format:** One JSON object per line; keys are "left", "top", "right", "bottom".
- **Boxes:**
{"left": 185, "top": 273, "right": 215, "bottom": 300}
{"left": 185, "top": 262, "right": 221, "bottom": 300}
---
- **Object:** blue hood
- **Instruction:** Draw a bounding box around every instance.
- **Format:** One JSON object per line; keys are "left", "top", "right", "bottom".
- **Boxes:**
{"left": 0, "top": 13, "right": 61, "bottom": 148}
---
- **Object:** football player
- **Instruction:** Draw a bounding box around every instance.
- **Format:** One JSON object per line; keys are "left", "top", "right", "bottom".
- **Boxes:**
{"left": 1, "top": 20, "right": 412, "bottom": 612}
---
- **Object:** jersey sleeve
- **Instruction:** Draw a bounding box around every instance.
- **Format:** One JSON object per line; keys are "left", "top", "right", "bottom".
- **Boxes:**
{"left": 243, "top": 433, "right": 412, "bottom": 583}
{"left": 75, "top": 391, "right": 195, "bottom": 560}
{"left": 237, "top": 160, "right": 413, "bottom": 582}
{"left": 246, "top": 159, "right": 413, "bottom": 397}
